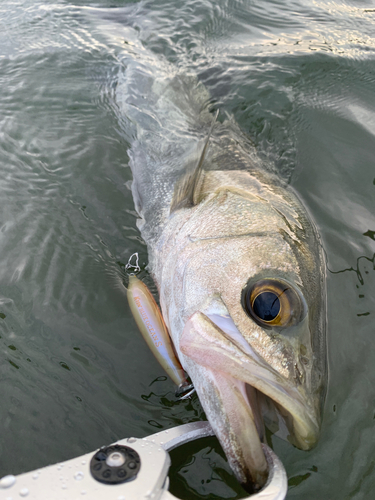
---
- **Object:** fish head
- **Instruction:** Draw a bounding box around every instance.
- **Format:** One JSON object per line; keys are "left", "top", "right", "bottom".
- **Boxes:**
{"left": 156, "top": 172, "right": 326, "bottom": 490}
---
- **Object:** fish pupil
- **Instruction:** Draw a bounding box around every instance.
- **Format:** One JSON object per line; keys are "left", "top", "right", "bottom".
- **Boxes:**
{"left": 253, "top": 292, "right": 280, "bottom": 321}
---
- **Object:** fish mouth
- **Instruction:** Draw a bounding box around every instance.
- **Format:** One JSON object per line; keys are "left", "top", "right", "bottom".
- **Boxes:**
{"left": 180, "top": 310, "right": 319, "bottom": 491}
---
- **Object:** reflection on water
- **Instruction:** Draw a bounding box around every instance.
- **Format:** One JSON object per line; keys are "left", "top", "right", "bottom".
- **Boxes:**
{"left": 0, "top": 0, "right": 374, "bottom": 498}
{"left": 169, "top": 437, "right": 248, "bottom": 500}
{"left": 141, "top": 376, "right": 206, "bottom": 429}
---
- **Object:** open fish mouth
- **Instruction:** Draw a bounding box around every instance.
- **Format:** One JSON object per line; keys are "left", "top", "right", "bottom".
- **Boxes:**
{"left": 180, "top": 309, "right": 320, "bottom": 491}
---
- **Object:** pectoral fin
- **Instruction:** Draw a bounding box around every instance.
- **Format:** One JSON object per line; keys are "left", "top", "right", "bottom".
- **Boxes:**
{"left": 170, "top": 110, "right": 218, "bottom": 212}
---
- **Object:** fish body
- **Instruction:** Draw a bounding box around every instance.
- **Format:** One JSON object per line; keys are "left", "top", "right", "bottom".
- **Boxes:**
{"left": 118, "top": 48, "right": 326, "bottom": 490}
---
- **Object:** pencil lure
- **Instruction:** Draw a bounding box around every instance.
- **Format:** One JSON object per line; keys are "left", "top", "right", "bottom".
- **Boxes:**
{"left": 127, "top": 273, "right": 189, "bottom": 390}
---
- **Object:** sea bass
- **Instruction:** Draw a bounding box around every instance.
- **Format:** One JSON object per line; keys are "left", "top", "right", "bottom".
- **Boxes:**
{"left": 115, "top": 34, "right": 326, "bottom": 491}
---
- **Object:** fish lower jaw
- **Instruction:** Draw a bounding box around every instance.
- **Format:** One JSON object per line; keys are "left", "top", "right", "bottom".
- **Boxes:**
{"left": 181, "top": 309, "right": 320, "bottom": 446}
{"left": 195, "top": 369, "right": 269, "bottom": 491}
{"left": 180, "top": 309, "right": 320, "bottom": 489}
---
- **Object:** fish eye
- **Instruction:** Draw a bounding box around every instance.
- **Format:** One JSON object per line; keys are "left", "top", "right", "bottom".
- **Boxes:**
{"left": 252, "top": 291, "right": 280, "bottom": 321}
{"left": 242, "top": 279, "right": 305, "bottom": 328}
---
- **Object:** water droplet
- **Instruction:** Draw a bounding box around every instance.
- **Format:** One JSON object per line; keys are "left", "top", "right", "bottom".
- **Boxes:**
{"left": 57, "top": 466, "right": 62, "bottom": 471}
{"left": 81, "top": 490, "right": 87, "bottom": 495}
{"left": 37, "top": 471, "right": 42, "bottom": 475}
{"left": 0, "top": 475, "right": 16, "bottom": 489}
{"left": 165, "top": 430, "right": 169, "bottom": 434}
{"left": 117, "top": 496, "right": 125, "bottom": 500}
{"left": 19, "top": 488, "right": 29, "bottom": 497}
{"left": 81, "top": 460, "right": 86, "bottom": 465}
{"left": 32, "top": 474, "right": 38, "bottom": 480}
{"left": 62, "top": 484, "right": 67, "bottom": 490}
{"left": 74, "top": 472, "right": 84, "bottom": 481}
{"left": 127, "top": 437, "right": 137, "bottom": 444}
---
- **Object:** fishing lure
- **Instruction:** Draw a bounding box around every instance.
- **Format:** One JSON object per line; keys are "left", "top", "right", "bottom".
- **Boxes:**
{"left": 126, "top": 254, "right": 194, "bottom": 398}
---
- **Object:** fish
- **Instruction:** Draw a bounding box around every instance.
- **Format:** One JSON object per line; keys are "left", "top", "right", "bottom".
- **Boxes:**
{"left": 115, "top": 32, "right": 326, "bottom": 492}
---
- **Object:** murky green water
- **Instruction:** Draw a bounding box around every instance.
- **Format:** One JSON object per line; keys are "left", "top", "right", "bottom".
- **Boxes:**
{"left": 0, "top": 0, "right": 375, "bottom": 498}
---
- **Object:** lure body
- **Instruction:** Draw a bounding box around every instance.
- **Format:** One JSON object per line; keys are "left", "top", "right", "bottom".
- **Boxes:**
{"left": 127, "top": 274, "right": 186, "bottom": 387}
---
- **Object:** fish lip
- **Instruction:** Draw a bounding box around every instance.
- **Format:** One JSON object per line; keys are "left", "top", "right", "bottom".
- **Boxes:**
{"left": 183, "top": 310, "right": 320, "bottom": 450}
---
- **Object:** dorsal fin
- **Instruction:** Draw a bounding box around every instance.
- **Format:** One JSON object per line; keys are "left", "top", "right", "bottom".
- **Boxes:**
{"left": 170, "top": 110, "right": 219, "bottom": 213}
